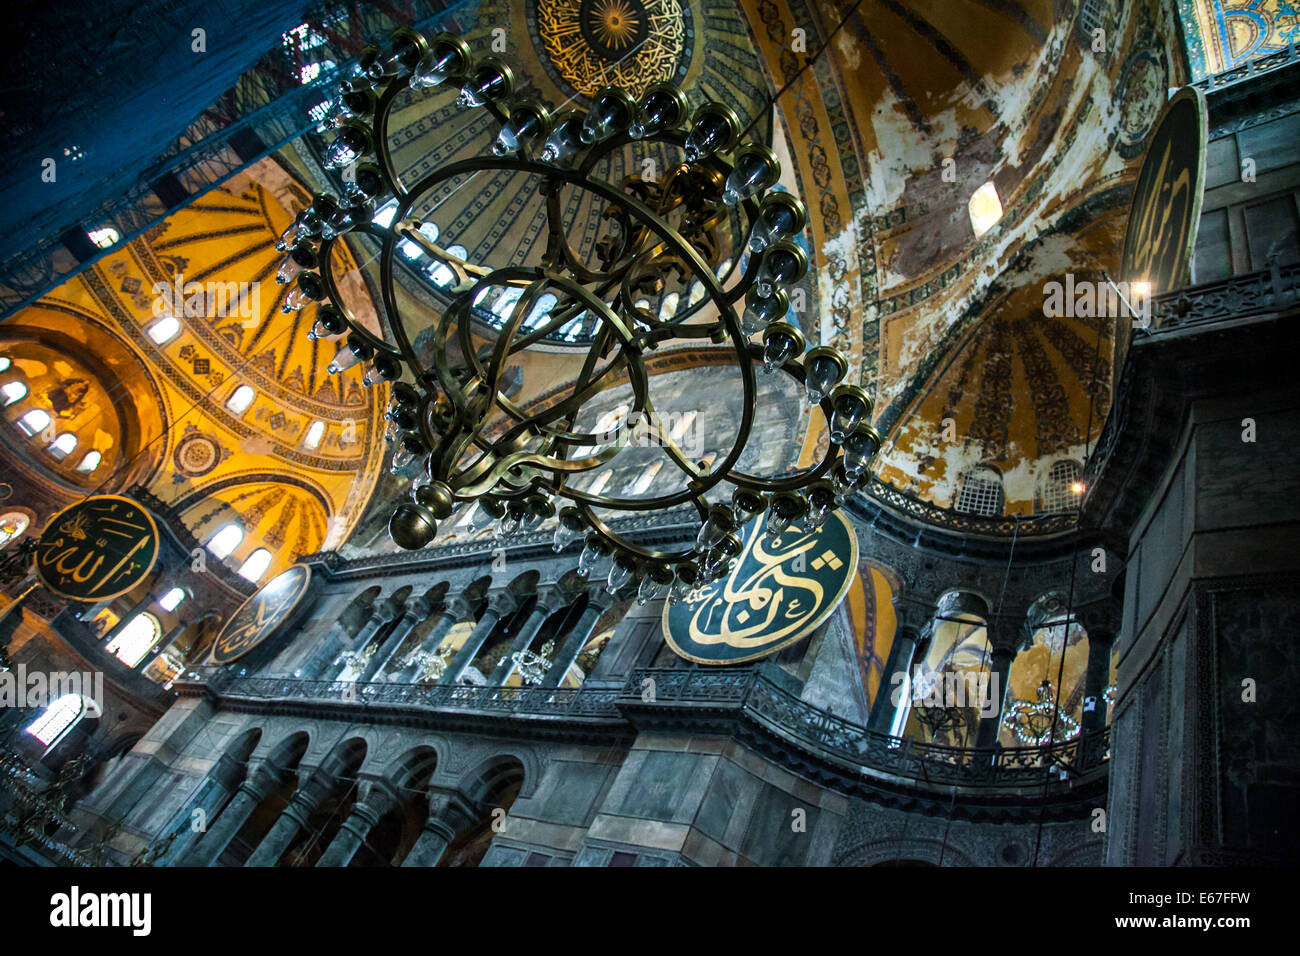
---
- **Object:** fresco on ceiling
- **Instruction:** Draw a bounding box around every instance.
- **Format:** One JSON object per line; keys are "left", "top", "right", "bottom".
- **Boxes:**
{"left": 1178, "top": 0, "right": 1300, "bottom": 77}
{"left": 6, "top": 158, "right": 387, "bottom": 580}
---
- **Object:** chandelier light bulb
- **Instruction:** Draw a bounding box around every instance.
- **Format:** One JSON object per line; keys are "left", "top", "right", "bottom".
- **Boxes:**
{"left": 722, "top": 145, "right": 779, "bottom": 206}
{"left": 629, "top": 83, "right": 687, "bottom": 139}
{"left": 667, "top": 564, "right": 699, "bottom": 604}
{"left": 832, "top": 462, "right": 867, "bottom": 500}
{"left": 606, "top": 554, "right": 637, "bottom": 594}
{"left": 755, "top": 240, "right": 808, "bottom": 297}
{"left": 576, "top": 536, "right": 607, "bottom": 577}
{"left": 327, "top": 334, "right": 374, "bottom": 374}
{"left": 552, "top": 507, "right": 585, "bottom": 552}
{"left": 683, "top": 104, "right": 740, "bottom": 163}
{"left": 494, "top": 101, "right": 551, "bottom": 156}
{"left": 762, "top": 322, "right": 805, "bottom": 375}
{"left": 281, "top": 273, "right": 325, "bottom": 312}
{"left": 695, "top": 503, "right": 737, "bottom": 552}
{"left": 323, "top": 122, "right": 371, "bottom": 169}
{"left": 828, "top": 385, "right": 871, "bottom": 444}
{"left": 275, "top": 245, "right": 317, "bottom": 285}
{"left": 539, "top": 113, "right": 585, "bottom": 165}
{"left": 748, "top": 193, "right": 806, "bottom": 254}
{"left": 841, "top": 424, "right": 882, "bottom": 477}
{"left": 801, "top": 482, "right": 837, "bottom": 532}
{"left": 457, "top": 58, "right": 514, "bottom": 109}
{"left": 741, "top": 288, "right": 787, "bottom": 336}
{"left": 803, "top": 346, "right": 847, "bottom": 406}
{"left": 411, "top": 33, "right": 471, "bottom": 89}
{"left": 581, "top": 88, "right": 634, "bottom": 144}
{"left": 307, "top": 306, "right": 346, "bottom": 341}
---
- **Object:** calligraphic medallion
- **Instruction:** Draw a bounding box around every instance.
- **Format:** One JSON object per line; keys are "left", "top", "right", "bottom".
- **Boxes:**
{"left": 662, "top": 510, "right": 858, "bottom": 665}
{"left": 1120, "top": 86, "right": 1207, "bottom": 302}
{"left": 34, "top": 495, "right": 160, "bottom": 602}
{"left": 534, "top": 0, "right": 687, "bottom": 98}
{"left": 208, "top": 564, "right": 312, "bottom": 665}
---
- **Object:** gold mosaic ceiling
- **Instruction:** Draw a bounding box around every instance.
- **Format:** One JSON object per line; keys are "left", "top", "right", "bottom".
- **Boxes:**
{"left": 7, "top": 158, "right": 387, "bottom": 579}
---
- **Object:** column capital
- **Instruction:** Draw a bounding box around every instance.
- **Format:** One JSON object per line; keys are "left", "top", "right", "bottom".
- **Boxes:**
{"left": 487, "top": 590, "right": 524, "bottom": 619}
{"left": 425, "top": 789, "right": 477, "bottom": 835}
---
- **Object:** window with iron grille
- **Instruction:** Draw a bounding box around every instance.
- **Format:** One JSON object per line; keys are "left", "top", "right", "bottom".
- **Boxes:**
{"left": 1077, "top": 0, "right": 1107, "bottom": 45}
{"left": 956, "top": 466, "right": 1005, "bottom": 517}
{"left": 1040, "top": 459, "right": 1083, "bottom": 513}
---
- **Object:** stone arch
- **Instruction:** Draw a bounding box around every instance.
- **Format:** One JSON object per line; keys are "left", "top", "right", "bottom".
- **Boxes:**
{"left": 835, "top": 838, "right": 978, "bottom": 867}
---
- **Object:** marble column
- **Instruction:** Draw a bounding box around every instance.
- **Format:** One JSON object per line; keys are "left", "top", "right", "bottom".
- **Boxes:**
{"left": 1080, "top": 627, "right": 1115, "bottom": 736}
{"left": 400, "top": 791, "right": 476, "bottom": 867}
{"left": 390, "top": 596, "right": 474, "bottom": 681}
{"left": 298, "top": 621, "right": 352, "bottom": 680}
{"left": 489, "top": 593, "right": 560, "bottom": 684}
{"left": 315, "top": 782, "right": 398, "bottom": 867}
{"left": 440, "top": 591, "right": 523, "bottom": 686}
{"left": 158, "top": 753, "right": 247, "bottom": 866}
{"left": 179, "top": 763, "right": 284, "bottom": 867}
{"left": 974, "top": 617, "right": 1024, "bottom": 750}
{"left": 866, "top": 622, "right": 924, "bottom": 734}
{"left": 543, "top": 593, "right": 613, "bottom": 687}
{"left": 363, "top": 596, "right": 437, "bottom": 682}
{"left": 320, "top": 602, "right": 400, "bottom": 682}
{"left": 245, "top": 770, "right": 337, "bottom": 866}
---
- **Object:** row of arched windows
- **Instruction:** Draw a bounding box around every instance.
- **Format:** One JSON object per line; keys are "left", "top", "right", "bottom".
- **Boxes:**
{"left": 953, "top": 458, "right": 1085, "bottom": 517}
{"left": 1, "top": 356, "right": 104, "bottom": 475}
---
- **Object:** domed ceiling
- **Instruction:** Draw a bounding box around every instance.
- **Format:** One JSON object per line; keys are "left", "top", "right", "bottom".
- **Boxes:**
{"left": 293, "top": 0, "right": 1188, "bottom": 547}
{"left": 5, "top": 158, "right": 387, "bottom": 578}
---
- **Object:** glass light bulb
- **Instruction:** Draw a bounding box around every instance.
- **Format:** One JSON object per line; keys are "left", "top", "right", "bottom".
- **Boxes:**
{"left": 411, "top": 48, "right": 460, "bottom": 89}
{"left": 742, "top": 293, "right": 784, "bottom": 336}
{"left": 722, "top": 152, "right": 775, "bottom": 206}
{"left": 684, "top": 114, "right": 728, "bottom": 163}
{"left": 762, "top": 333, "right": 795, "bottom": 373}
{"left": 606, "top": 560, "right": 635, "bottom": 594}
{"left": 748, "top": 203, "right": 797, "bottom": 254}
{"left": 829, "top": 397, "right": 866, "bottom": 445}
{"left": 636, "top": 575, "right": 666, "bottom": 605}
{"left": 804, "top": 355, "right": 839, "bottom": 406}
{"left": 581, "top": 94, "right": 629, "bottom": 144}
{"left": 552, "top": 522, "right": 582, "bottom": 553}
{"left": 323, "top": 137, "right": 361, "bottom": 170}
{"left": 539, "top": 120, "right": 583, "bottom": 165}
{"left": 577, "top": 541, "right": 603, "bottom": 577}
{"left": 328, "top": 343, "right": 361, "bottom": 374}
{"left": 842, "top": 428, "right": 880, "bottom": 476}
{"left": 276, "top": 254, "right": 305, "bottom": 285}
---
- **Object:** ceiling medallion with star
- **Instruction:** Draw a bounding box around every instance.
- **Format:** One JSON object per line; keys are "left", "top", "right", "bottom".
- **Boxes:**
{"left": 536, "top": 0, "right": 686, "bottom": 98}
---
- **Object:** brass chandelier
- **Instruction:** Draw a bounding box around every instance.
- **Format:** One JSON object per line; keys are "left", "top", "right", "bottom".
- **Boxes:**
{"left": 277, "top": 27, "right": 881, "bottom": 603}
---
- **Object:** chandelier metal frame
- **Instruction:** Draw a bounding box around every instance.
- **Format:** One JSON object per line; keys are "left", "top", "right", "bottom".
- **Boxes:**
{"left": 278, "top": 27, "right": 883, "bottom": 603}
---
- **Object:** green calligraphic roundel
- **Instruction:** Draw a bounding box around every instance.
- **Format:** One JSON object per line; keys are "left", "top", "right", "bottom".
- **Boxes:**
{"left": 209, "top": 564, "right": 312, "bottom": 665}
{"left": 662, "top": 510, "right": 858, "bottom": 665}
{"left": 34, "top": 495, "right": 160, "bottom": 602}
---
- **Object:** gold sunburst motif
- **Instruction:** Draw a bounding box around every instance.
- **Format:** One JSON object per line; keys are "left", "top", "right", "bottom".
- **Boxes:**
{"left": 589, "top": 0, "right": 640, "bottom": 51}
{"left": 537, "top": 0, "right": 684, "bottom": 98}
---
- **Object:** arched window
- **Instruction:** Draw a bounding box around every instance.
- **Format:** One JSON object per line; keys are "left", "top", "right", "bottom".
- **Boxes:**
{"left": 1, "top": 381, "right": 25, "bottom": 406}
{"left": 105, "top": 613, "right": 161, "bottom": 667}
{"left": 0, "top": 512, "right": 29, "bottom": 548}
{"left": 446, "top": 244, "right": 468, "bottom": 261}
{"left": 968, "top": 181, "right": 1002, "bottom": 238}
{"left": 148, "top": 315, "right": 181, "bottom": 344}
{"left": 524, "top": 293, "right": 557, "bottom": 329}
{"left": 226, "top": 385, "right": 256, "bottom": 414}
{"left": 398, "top": 237, "right": 423, "bottom": 260}
{"left": 17, "top": 408, "right": 51, "bottom": 436}
{"left": 88, "top": 227, "right": 120, "bottom": 248}
{"left": 658, "top": 292, "right": 680, "bottom": 321}
{"left": 237, "top": 548, "right": 273, "bottom": 583}
{"left": 688, "top": 281, "right": 707, "bottom": 306}
{"left": 428, "top": 260, "right": 456, "bottom": 287}
{"left": 75, "top": 450, "right": 102, "bottom": 473}
{"left": 207, "top": 523, "right": 244, "bottom": 560}
{"left": 303, "top": 420, "right": 325, "bottom": 450}
{"left": 0, "top": 357, "right": 9, "bottom": 373}
{"left": 956, "top": 466, "right": 1005, "bottom": 517}
{"left": 25, "top": 694, "right": 87, "bottom": 747}
{"left": 492, "top": 287, "right": 523, "bottom": 319}
{"left": 628, "top": 462, "right": 662, "bottom": 495}
{"left": 586, "top": 470, "right": 613, "bottom": 496}
{"left": 418, "top": 221, "right": 440, "bottom": 244}
{"left": 47, "top": 433, "right": 77, "bottom": 460}
{"left": 1039, "top": 458, "right": 1084, "bottom": 513}
{"left": 371, "top": 199, "right": 398, "bottom": 228}
{"left": 158, "top": 587, "right": 186, "bottom": 612}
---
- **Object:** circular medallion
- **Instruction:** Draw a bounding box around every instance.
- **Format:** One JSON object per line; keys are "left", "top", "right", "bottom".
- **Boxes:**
{"left": 1114, "top": 48, "right": 1168, "bottom": 159}
{"left": 533, "top": 0, "right": 688, "bottom": 98}
{"left": 1120, "top": 86, "right": 1208, "bottom": 295}
{"left": 34, "top": 495, "right": 160, "bottom": 602}
{"left": 208, "top": 564, "right": 312, "bottom": 665}
{"left": 662, "top": 509, "right": 859, "bottom": 665}
{"left": 174, "top": 433, "right": 221, "bottom": 477}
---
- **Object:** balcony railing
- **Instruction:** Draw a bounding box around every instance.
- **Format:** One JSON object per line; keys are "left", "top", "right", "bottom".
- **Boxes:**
{"left": 1151, "top": 262, "right": 1300, "bottom": 331}
{"left": 629, "top": 668, "right": 1110, "bottom": 789}
{"left": 184, "top": 665, "right": 1109, "bottom": 792}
